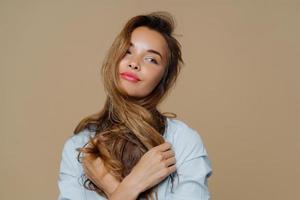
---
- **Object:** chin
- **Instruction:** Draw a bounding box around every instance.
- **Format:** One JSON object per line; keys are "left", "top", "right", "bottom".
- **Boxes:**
{"left": 125, "top": 90, "right": 148, "bottom": 98}
{"left": 127, "top": 92, "right": 143, "bottom": 98}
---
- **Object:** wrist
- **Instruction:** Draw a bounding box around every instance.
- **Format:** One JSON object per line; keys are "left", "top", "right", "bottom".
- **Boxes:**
{"left": 109, "top": 175, "right": 141, "bottom": 200}
{"left": 123, "top": 174, "right": 143, "bottom": 195}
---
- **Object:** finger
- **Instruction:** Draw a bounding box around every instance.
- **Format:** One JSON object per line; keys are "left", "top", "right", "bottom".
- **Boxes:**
{"left": 155, "top": 142, "right": 172, "bottom": 152}
{"left": 164, "top": 157, "right": 176, "bottom": 167}
{"left": 168, "top": 164, "right": 177, "bottom": 173}
{"left": 83, "top": 153, "right": 95, "bottom": 161}
{"left": 156, "top": 163, "right": 176, "bottom": 181}
{"left": 163, "top": 149, "right": 175, "bottom": 160}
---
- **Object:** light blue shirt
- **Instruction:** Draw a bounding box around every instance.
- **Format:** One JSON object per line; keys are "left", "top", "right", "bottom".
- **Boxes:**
{"left": 58, "top": 117, "right": 213, "bottom": 200}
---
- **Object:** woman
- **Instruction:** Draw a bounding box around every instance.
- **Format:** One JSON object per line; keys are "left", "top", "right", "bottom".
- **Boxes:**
{"left": 58, "top": 11, "right": 213, "bottom": 200}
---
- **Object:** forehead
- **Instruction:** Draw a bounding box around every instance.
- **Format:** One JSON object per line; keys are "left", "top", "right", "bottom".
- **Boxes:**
{"left": 130, "top": 26, "right": 168, "bottom": 57}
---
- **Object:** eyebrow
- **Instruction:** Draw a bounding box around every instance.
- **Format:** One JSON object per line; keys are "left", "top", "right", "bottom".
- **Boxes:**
{"left": 130, "top": 42, "right": 163, "bottom": 59}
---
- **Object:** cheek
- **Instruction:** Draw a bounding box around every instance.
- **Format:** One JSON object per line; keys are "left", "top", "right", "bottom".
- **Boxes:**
{"left": 147, "top": 68, "right": 166, "bottom": 87}
{"left": 118, "top": 60, "right": 126, "bottom": 71}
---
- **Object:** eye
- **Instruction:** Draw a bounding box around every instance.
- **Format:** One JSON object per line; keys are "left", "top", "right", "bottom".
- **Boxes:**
{"left": 146, "top": 57, "right": 158, "bottom": 64}
{"left": 126, "top": 49, "right": 131, "bottom": 54}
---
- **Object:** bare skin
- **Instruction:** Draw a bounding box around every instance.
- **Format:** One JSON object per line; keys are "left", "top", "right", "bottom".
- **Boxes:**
{"left": 82, "top": 154, "right": 120, "bottom": 198}
{"left": 83, "top": 142, "right": 176, "bottom": 200}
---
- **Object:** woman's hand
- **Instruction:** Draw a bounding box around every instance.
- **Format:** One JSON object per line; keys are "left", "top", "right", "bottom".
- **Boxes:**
{"left": 82, "top": 142, "right": 176, "bottom": 200}
{"left": 82, "top": 153, "right": 120, "bottom": 198}
{"left": 125, "top": 142, "right": 177, "bottom": 194}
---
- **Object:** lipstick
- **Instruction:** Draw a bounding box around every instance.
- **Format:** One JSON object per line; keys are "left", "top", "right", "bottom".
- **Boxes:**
{"left": 120, "top": 72, "right": 140, "bottom": 83}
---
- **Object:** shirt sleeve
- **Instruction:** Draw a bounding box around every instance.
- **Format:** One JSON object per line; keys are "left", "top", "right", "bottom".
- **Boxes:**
{"left": 166, "top": 127, "right": 213, "bottom": 200}
{"left": 58, "top": 137, "right": 85, "bottom": 200}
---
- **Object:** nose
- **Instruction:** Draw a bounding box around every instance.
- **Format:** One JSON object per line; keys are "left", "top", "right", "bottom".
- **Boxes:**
{"left": 128, "top": 63, "right": 140, "bottom": 70}
{"left": 128, "top": 58, "right": 140, "bottom": 71}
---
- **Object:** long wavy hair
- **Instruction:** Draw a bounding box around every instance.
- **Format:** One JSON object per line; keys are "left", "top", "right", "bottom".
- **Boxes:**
{"left": 74, "top": 11, "right": 184, "bottom": 200}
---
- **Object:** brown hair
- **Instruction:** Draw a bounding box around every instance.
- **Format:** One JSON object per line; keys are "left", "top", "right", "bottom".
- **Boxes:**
{"left": 75, "top": 11, "right": 184, "bottom": 199}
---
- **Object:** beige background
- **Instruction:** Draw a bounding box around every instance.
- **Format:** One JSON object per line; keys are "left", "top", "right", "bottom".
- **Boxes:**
{"left": 1, "top": 0, "right": 299, "bottom": 199}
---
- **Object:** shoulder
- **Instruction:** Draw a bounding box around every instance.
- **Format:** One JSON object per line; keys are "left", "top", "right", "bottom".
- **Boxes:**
{"left": 166, "top": 117, "right": 206, "bottom": 148}
{"left": 60, "top": 128, "right": 95, "bottom": 164}
{"left": 165, "top": 118, "right": 209, "bottom": 166}
{"left": 63, "top": 128, "right": 95, "bottom": 150}
{"left": 59, "top": 128, "right": 96, "bottom": 174}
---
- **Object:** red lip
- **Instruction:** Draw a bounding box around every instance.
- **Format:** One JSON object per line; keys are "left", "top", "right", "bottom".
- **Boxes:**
{"left": 120, "top": 71, "right": 141, "bottom": 81}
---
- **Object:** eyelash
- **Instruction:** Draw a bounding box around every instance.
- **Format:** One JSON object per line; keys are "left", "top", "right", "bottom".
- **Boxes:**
{"left": 125, "top": 50, "right": 158, "bottom": 65}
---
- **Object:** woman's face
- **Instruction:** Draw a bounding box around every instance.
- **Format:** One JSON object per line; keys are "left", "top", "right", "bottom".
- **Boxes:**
{"left": 118, "top": 26, "right": 168, "bottom": 98}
